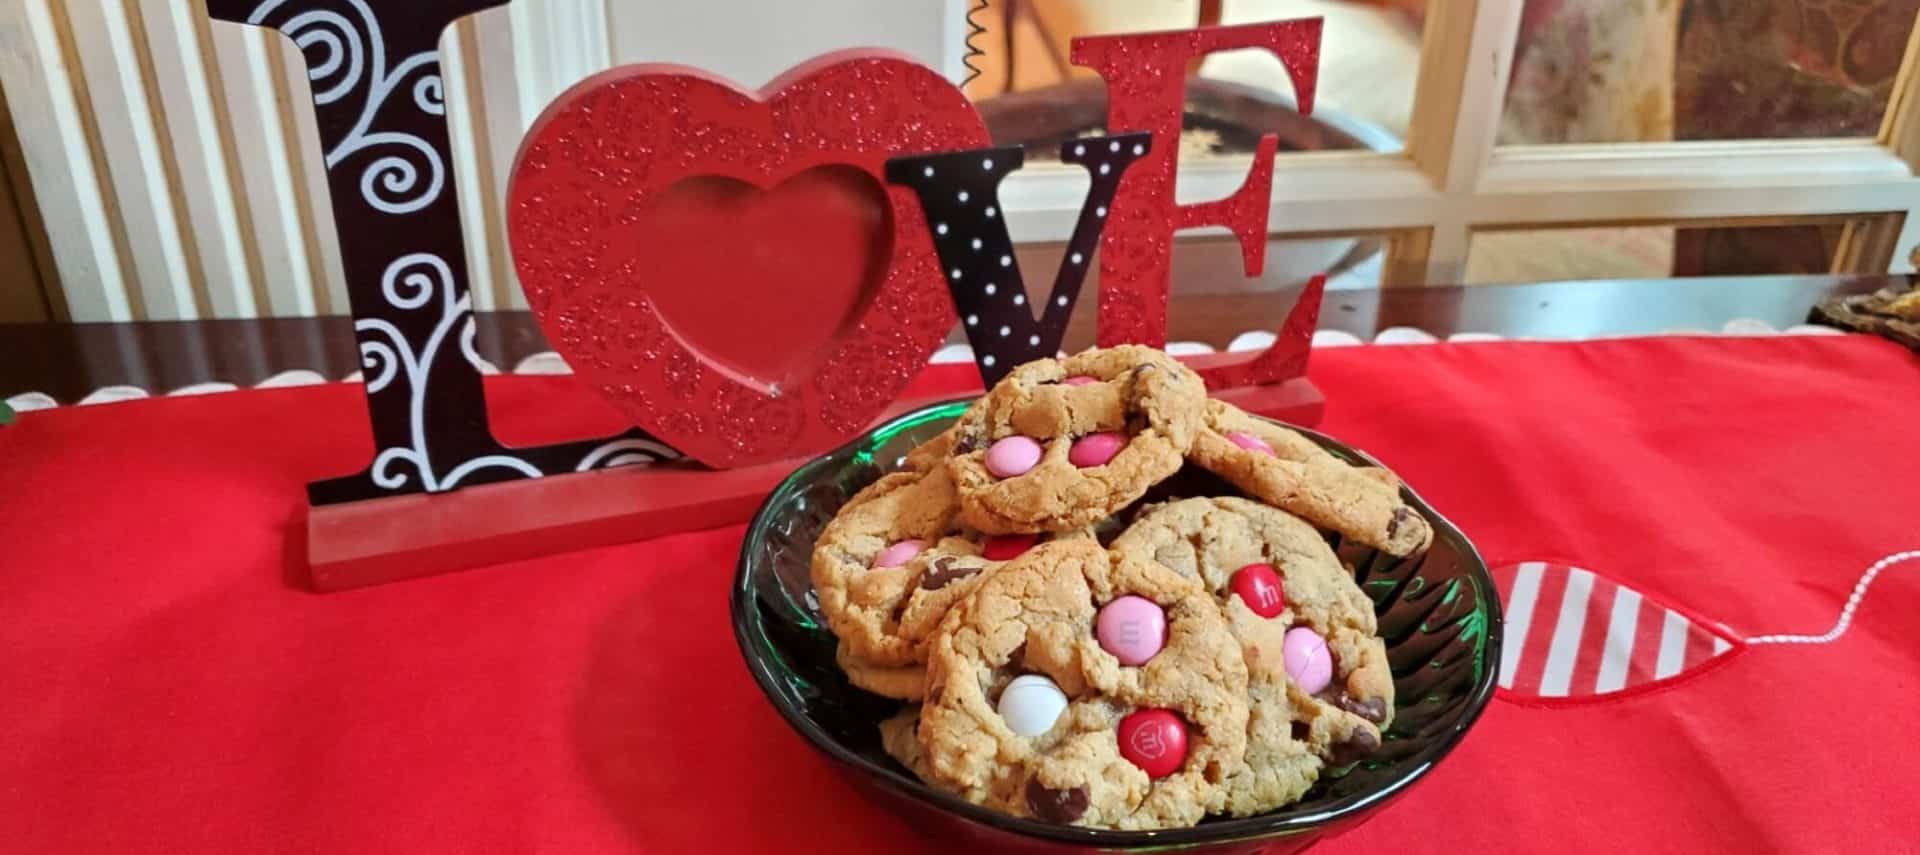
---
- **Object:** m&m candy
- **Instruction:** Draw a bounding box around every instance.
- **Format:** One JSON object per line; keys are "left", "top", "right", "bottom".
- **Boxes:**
{"left": 1117, "top": 709, "right": 1188, "bottom": 779}
{"left": 986, "top": 436, "right": 1044, "bottom": 478}
{"left": 1229, "top": 563, "right": 1285, "bottom": 618}
{"left": 1096, "top": 596, "right": 1166, "bottom": 666}
{"left": 873, "top": 540, "right": 925, "bottom": 569}
{"left": 1283, "top": 626, "right": 1333, "bottom": 695}
{"left": 998, "top": 674, "right": 1069, "bottom": 737}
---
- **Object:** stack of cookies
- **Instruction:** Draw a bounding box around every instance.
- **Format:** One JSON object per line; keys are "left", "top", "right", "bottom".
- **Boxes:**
{"left": 809, "top": 346, "right": 1432, "bottom": 830}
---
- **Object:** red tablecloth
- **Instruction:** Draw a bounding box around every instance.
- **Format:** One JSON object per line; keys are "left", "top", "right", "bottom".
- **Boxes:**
{"left": 5, "top": 335, "right": 1919, "bottom": 854}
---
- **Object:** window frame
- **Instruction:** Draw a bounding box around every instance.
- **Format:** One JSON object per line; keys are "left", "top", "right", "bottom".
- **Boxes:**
{"left": 995, "top": 1, "right": 1920, "bottom": 285}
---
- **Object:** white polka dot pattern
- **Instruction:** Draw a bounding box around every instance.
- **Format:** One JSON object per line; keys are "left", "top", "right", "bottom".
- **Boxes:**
{"left": 885, "top": 131, "right": 1149, "bottom": 384}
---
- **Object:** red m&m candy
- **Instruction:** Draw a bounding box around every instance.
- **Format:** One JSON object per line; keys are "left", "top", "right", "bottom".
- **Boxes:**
{"left": 1117, "top": 709, "right": 1188, "bottom": 779}
{"left": 1062, "top": 375, "right": 1099, "bottom": 386}
{"left": 983, "top": 533, "right": 1040, "bottom": 561}
{"left": 1230, "top": 563, "right": 1285, "bottom": 618}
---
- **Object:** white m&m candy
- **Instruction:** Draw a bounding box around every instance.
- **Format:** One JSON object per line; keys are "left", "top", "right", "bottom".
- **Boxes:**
{"left": 997, "top": 674, "right": 1069, "bottom": 737}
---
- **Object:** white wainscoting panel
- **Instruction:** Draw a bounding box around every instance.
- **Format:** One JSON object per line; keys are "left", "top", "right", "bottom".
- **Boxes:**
{"left": 0, "top": 0, "right": 966, "bottom": 320}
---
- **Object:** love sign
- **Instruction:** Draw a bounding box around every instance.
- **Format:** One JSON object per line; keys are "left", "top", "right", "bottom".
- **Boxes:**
{"left": 206, "top": 2, "right": 1328, "bottom": 587}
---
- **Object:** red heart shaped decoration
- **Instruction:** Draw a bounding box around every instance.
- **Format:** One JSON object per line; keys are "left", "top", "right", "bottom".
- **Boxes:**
{"left": 635, "top": 167, "right": 891, "bottom": 388}
{"left": 508, "top": 52, "right": 987, "bottom": 467}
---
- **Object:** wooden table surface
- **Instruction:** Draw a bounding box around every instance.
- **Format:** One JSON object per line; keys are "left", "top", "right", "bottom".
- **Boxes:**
{"left": 1, "top": 274, "right": 1897, "bottom": 404}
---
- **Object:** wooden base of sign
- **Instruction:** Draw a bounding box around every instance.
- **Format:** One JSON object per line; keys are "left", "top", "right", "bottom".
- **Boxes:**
{"left": 304, "top": 376, "right": 1323, "bottom": 592}
{"left": 1207, "top": 374, "right": 1325, "bottom": 426}
{"left": 305, "top": 457, "right": 796, "bottom": 592}
{"left": 304, "top": 393, "right": 953, "bottom": 591}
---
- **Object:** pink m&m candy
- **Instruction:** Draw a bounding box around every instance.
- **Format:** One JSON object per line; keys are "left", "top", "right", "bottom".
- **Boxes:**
{"left": 1225, "top": 430, "right": 1275, "bottom": 455}
{"left": 1117, "top": 709, "right": 1188, "bottom": 779}
{"left": 1062, "top": 375, "right": 1099, "bottom": 387}
{"left": 1230, "top": 563, "right": 1285, "bottom": 618}
{"left": 872, "top": 539, "right": 925, "bottom": 569}
{"left": 985, "top": 436, "right": 1044, "bottom": 478}
{"left": 1096, "top": 596, "right": 1167, "bottom": 665}
{"left": 1282, "top": 626, "right": 1333, "bottom": 695}
{"left": 1068, "top": 432, "right": 1126, "bottom": 468}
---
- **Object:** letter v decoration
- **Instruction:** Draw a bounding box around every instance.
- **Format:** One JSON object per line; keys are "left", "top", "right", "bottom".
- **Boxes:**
{"left": 886, "top": 132, "right": 1151, "bottom": 386}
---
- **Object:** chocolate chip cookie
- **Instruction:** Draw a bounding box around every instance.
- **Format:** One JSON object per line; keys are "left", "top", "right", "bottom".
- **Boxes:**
{"left": 812, "top": 465, "right": 1079, "bottom": 700}
{"left": 1109, "top": 497, "right": 1393, "bottom": 815}
{"left": 947, "top": 346, "right": 1206, "bottom": 534}
{"left": 879, "top": 706, "right": 934, "bottom": 780}
{"left": 838, "top": 647, "right": 932, "bottom": 701}
{"left": 1189, "top": 400, "right": 1432, "bottom": 556}
{"left": 914, "top": 540, "right": 1251, "bottom": 830}
{"left": 901, "top": 423, "right": 963, "bottom": 473}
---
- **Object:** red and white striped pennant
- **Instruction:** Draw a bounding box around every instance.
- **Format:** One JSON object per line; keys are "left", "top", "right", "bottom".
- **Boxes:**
{"left": 1493, "top": 562, "right": 1742, "bottom": 700}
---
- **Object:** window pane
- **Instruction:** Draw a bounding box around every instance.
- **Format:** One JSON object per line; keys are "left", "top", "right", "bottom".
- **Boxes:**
{"left": 1467, "top": 228, "right": 1675, "bottom": 284}
{"left": 1011, "top": 233, "right": 1379, "bottom": 297}
{"left": 965, "top": 1, "right": 1424, "bottom": 163}
{"left": 1501, "top": 0, "right": 1918, "bottom": 144}
{"left": 1002, "top": 233, "right": 1383, "bottom": 349}
{"left": 1164, "top": 233, "right": 1385, "bottom": 293}
{"left": 1465, "top": 221, "right": 1875, "bottom": 284}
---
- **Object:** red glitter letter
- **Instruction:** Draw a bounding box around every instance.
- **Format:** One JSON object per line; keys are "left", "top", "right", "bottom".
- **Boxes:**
{"left": 1072, "top": 20, "right": 1322, "bottom": 388}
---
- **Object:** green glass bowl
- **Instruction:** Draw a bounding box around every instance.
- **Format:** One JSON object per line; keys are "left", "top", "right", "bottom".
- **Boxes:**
{"left": 731, "top": 400, "right": 1502, "bottom": 853}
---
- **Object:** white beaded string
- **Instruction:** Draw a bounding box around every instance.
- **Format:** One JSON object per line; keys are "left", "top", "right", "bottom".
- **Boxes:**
{"left": 1745, "top": 550, "right": 1920, "bottom": 645}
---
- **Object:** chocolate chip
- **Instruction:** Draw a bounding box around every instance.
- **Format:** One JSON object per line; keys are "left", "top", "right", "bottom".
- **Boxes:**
{"left": 1387, "top": 507, "right": 1414, "bottom": 539}
{"left": 920, "top": 557, "right": 981, "bottom": 591}
{"left": 1326, "top": 727, "right": 1381, "bottom": 766}
{"left": 1025, "top": 778, "right": 1090, "bottom": 824}
{"left": 1091, "top": 515, "right": 1129, "bottom": 547}
{"left": 1337, "top": 694, "right": 1389, "bottom": 724}
{"left": 1290, "top": 721, "right": 1311, "bottom": 741}
{"left": 1121, "top": 364, "right": 1149, "bottom": 397}
{"left": 954, "top": 432, "right": 983, "bottom": 454}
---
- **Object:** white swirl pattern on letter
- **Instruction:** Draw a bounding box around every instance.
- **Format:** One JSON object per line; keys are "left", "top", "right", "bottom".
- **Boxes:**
{"left": 246, "top": 0, "right": 676, "bottom": 494}
{"left": 413, "top": 75, "right": 445, "bottom": 116}
{"left": 280, "top": 8, "right": 361, "bottom": 104}
{"left": 380, "top": 252, "right": 446, "bottom": 310}
{"left": 251, "top": 0, "right": 445, "bottom": 212}
{"left": 359, "top": 338, "right": 399, "bottom": 394}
